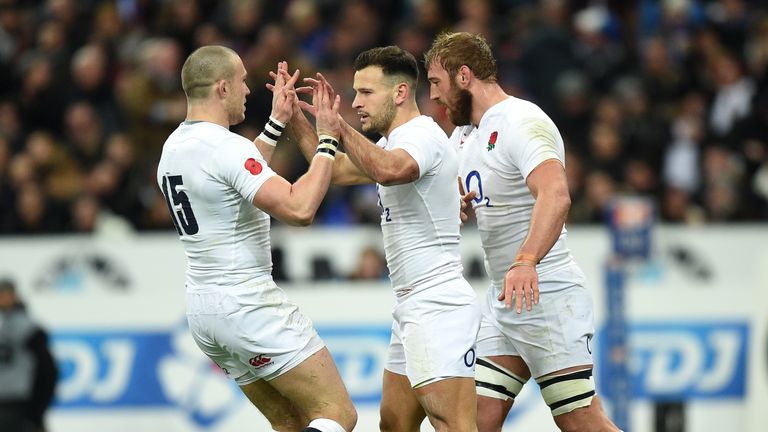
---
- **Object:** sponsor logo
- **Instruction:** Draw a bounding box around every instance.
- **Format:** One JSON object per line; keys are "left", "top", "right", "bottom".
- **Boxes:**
{"left": 464, "top": 348, "right": 476, "bottom": 367}
{"left": 248, "top": 354, "right": 273, "bottom": 369}
{"left": 50, "top": 324, "right": 392, "bottom": 428}
{"left": 599, "top": 321, "right": 749, "bottom": 399}
{"left": 244, "top": 158, "right": 262, "bottom": 175}
{"left": 34, "top": 252, "right": 131, "bottom": 293}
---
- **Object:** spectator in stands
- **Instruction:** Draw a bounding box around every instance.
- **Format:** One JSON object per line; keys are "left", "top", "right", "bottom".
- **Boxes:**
{"left": 0, "top": 278, "right": 58, "bottom": 432}
{"left": 1, "top": 0, "right": 768, "bottom": 234}
{"left": 348, "top": 247, "right": 388, "bottom": 281}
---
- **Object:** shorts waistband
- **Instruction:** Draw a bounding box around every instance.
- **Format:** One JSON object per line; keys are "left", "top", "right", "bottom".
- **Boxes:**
{"left": 186, "top": 275, "right": 274, "bottom": 294}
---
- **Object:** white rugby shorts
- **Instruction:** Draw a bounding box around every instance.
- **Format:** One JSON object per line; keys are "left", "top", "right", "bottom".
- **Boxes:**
{"left": 385, "top": 278, "right": 481, "bottom": 387}
{"left": 476, "top": 263, "right": 595, "bottom": 378}
{"left": 185, "top": 278, "right": 325, "bottom": 385}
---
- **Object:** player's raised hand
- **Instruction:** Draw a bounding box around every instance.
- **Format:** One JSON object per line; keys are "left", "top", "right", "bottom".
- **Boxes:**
{"left": 313, "top": 73, "right": 341, "bottom": 140}
{"left": 457, "top": 177, "right": 477, "bottom": 227}
{"left": 297, "top": 73, "right": 338, "bottom": 119}
{"left": 266, "top": 61, "right": 299, "bottom": 124}
{"left": 499, "top": 256, "right": 540, "bottom": 314}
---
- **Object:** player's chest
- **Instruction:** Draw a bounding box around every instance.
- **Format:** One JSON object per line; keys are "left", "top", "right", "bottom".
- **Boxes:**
{"left": 458, "top": 128, "right": 507, "bottom": 196}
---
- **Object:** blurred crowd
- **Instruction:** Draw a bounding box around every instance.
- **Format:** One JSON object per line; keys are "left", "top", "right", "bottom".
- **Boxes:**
{"left": 0, "top": 0, "right": 767, "bottom": 237}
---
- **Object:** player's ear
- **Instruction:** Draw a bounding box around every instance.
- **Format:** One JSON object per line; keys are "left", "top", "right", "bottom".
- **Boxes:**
{"left": 457, "top": 65, "right": 471, "bottom": 88}
{"left": 214, "top": 79, "right": 227, "bottom": 99}
{"left": 394, "top": 82, "right": 409, "bottom": 105}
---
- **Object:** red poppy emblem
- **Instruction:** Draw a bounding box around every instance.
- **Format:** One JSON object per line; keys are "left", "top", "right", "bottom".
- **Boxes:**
{"left": 244, "top": 158, "right": 262, "bottom": 175}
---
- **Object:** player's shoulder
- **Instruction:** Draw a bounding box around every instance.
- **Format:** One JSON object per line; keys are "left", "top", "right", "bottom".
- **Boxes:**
{"left": 166, "top": 122, "right": 249, "bottom": 149}
{"left": 483, "top": 97, "right": 551, "bottom": 127}
{"left": 210, "top": 128, "right": 262, "bottom": 158}
{"left": 401, "top": 115, "right": 447, "bottom": 140}
{"left": 387, "top": 116, "right": 446, "bottom": 151}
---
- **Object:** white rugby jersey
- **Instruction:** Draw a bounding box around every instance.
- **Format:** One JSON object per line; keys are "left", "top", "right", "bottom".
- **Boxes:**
{"left": 451, "top": 97, "right": 577, "bottom": 291}
{"left": 376, "top": 115, "right": 464, "bottom": 296}
{"left": 157, "top": 121, "right": 277, "bottom": 288}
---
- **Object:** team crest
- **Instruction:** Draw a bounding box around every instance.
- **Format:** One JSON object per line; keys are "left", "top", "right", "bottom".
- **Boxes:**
{"left": 487, "top": 131, "right": 498, "bottom": 151}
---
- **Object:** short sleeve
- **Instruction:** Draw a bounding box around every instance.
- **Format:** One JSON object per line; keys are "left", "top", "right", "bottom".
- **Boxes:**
{"left": 500, "top": 116, "right": 564, "bottom": 180}
{"left": 215, "top": 137, "right": 277, "bottom": 203}
{"left": 389, "top": 124, "right": 444, "bottom": 179}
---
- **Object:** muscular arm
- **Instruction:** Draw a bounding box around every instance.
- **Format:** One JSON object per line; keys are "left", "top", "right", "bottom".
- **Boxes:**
{"left": 290, "top": 108, "right": 372, "bottom": 185}
{"left": 339, "top": 121, "right": 419, "bottom": 186}
{"left": 517, "top": 159, "right": 571, "bottom": 261}
{"left": 252, "top": 153, "right": 334, "bottom": 226}
{"left": 252, "top": 72, "right": 340, "bottom": 227}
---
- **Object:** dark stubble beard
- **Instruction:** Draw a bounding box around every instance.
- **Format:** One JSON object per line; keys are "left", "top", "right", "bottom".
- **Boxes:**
{"left": 367, "top": 95, "right": 397, "bottom": 136}
{"left": 447, "top": 85, "right": 473, "bottom": 126}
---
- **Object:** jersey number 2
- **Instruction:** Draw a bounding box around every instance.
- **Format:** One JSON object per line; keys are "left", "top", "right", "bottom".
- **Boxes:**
{"left": 376, "top": 185, "right": 392, "bottom": 222}
{"left": 161, "top": 175, "right": 199, "bottom": 235}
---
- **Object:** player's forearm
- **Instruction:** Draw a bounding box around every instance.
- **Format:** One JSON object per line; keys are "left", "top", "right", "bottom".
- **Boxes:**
{"left": 289, "top": 111, "right": 319, "bottom": 162}
{"left": 284, "top": 155, "right": 335, "bottom": 226}
{"left": 292, "top": 118, "right": 370, "bottom": 185}
{"left": 340, "top": 122, "right": 410, "bottom": 185}
{"left": 517, "top": 189, "right": 571, "bottom": 262}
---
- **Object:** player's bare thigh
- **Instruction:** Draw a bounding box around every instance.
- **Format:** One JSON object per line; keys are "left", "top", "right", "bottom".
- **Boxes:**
{"left": 266, "top": 347, "right": 357, "bottom": 431}
{"left": 380, "top": 369, "right": 425, "bottom": 432}
{"left": 240, "top": 379, "right": 307, "bottom": 431}
{"left": 413, "top": 376, "right": 478, "bottom": 432}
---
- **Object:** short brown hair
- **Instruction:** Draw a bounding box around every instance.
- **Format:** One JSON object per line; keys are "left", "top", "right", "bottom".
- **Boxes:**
{"left": 181, "top": 45, "right": 238, "bottom": 100}
{"left": 424, "top": 32, "right": 497, "bottom": 82}
{"left": 354, "top": 45, "right": 419, "bottom": 89}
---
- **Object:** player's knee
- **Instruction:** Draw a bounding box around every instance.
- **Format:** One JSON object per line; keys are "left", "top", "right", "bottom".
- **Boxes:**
{"left": 263, "top": 408, "right": 306, "bottom": 432}
{"left": 475, "top": 357, "right": 528, "bottom": 402}
{"left": 314, "top": 397, "right": 357, "bottom": 431}
{"left": 537, "top": 368, "right": 595, "bottom": 421}
{"left": 332, "top": 403, "right": 358, "bottom": 432}
{"left": 378, "top": 416, "right": 399, "bottom": 432}
{"left": 379, "top": 409, "right": 419, "bottom": 432}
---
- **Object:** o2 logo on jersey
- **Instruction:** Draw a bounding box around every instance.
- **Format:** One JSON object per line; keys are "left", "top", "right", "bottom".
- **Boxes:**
{"left": 464, "top": 170, "right": 492, "bottom": 207}
{"left": 600, "top": 322, "right": 748, "bottom": 399}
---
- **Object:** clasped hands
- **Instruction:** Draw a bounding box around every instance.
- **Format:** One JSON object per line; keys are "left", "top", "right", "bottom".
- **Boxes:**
{"left": 266, "top": 61, "right": 341, "bottom": 140}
